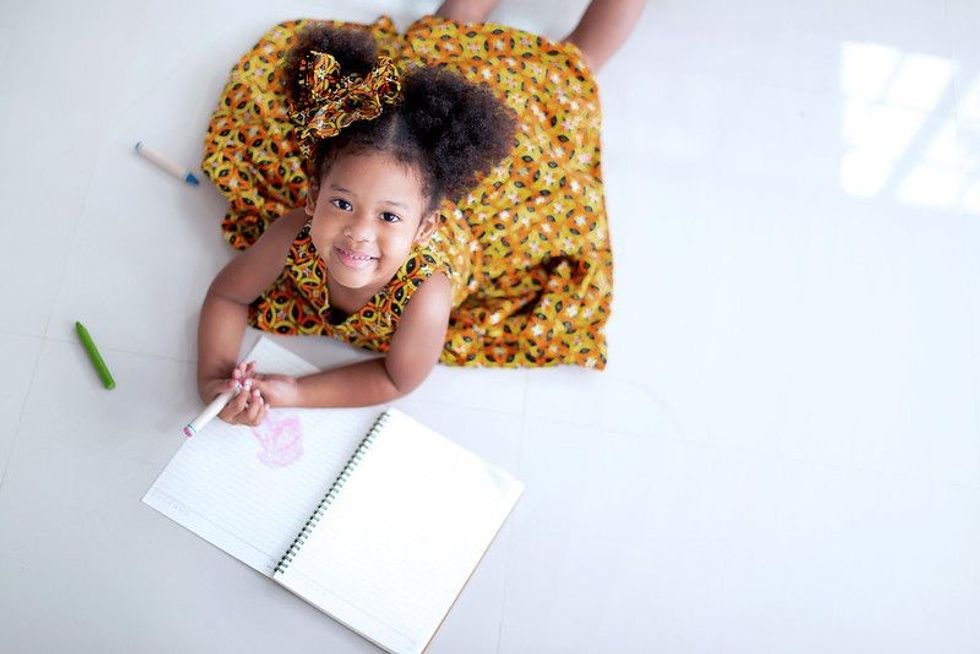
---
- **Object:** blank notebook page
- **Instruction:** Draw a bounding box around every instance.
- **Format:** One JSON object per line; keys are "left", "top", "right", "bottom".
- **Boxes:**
{"left": 142, "top": 336, "right": 380, "bottom": 574}
{"left": 273, "top": 408, "right": 525, "bottom": 654}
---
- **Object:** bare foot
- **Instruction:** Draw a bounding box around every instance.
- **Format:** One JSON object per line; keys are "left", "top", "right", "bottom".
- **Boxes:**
{"left": 561, "top": 0, "right": 648, "bottom": 74}
{"left": 434, "top": 0, "right": 500, "bottom": 24}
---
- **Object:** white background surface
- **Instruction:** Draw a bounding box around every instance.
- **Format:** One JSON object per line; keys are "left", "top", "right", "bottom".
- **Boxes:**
{"left": 1, "top": 0, "right": 979, "bottom": 652}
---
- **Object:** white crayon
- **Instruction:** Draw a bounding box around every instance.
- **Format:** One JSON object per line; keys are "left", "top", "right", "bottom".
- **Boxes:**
{"left": 183, "top": 385, "right": 241, "bottom": 437}
{"left": 134, "top": 141, "right": 200, "bottom": 186}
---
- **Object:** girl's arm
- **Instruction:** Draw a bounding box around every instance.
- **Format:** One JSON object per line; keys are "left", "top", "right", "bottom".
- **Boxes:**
{"left": 196, "top": 208, "right": 309, "bottom": 403}
{"left": 256, "top": 272, "right": 452, "bottom": 408}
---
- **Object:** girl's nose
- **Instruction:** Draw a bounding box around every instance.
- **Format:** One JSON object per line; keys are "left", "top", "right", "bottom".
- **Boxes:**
{"left": 345, "top": 213, "right": 374, "bottom": 242}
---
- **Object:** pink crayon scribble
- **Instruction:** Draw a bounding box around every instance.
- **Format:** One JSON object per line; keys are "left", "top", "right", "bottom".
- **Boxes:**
{"left": 250, "top": 414, "right": 303, "bottom": 468}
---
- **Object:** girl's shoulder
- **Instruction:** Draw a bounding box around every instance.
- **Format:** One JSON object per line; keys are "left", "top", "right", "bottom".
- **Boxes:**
{"left": 384, "top": 243, "right": 452, "bottom": 311}
{"left": 386, "top": 255, "right": 453, "bottom": 363}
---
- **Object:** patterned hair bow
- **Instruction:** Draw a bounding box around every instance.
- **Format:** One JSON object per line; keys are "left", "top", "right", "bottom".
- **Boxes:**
{"left": 291, "top": 50, "right": 403, "bottom": 155}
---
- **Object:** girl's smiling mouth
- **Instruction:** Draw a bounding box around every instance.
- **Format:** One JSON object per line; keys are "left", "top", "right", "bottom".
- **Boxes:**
{"left": 334, "top": 246, "right": 379, "bottom": 269}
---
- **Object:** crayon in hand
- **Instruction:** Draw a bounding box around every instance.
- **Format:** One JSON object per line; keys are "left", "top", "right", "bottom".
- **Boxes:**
{"left": 75, "top": 321, "right": 116, "bottom": 389}
{"left": 183, "top": 386, "right": 241, "bottom": 438}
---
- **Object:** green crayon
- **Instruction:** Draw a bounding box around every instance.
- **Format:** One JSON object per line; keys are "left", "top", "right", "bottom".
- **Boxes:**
{"left": 75, "top": 321, "right": 116, "bottom": 389}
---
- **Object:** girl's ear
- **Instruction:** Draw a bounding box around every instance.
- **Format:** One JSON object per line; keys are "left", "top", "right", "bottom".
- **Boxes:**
{"left": 414, "top": 209, "right": 441, "bottom": 244}
{"left": 305, "top": 181, "right": 318, "bottom": 217}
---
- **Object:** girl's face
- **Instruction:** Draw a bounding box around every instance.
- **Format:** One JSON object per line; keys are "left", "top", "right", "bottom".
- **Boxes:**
{"left": 306, "top": 149, "right": 438, "bottom": 296}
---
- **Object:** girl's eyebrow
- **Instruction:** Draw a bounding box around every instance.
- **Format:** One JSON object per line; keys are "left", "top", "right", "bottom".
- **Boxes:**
{"left": 329, "top": 184, "right": 407, "bottom": 209}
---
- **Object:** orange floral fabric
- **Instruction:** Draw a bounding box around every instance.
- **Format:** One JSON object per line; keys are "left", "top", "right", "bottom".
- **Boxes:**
{"left": 202, "top": 15, "right": 613, "bottom": 368}
{"left": 291, "top": 51, "right": 402, "bottom": 150}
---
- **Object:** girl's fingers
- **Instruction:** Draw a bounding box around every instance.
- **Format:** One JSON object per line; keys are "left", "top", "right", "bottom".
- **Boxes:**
{"left": 245, "top": 389, "right": 263, "bottom": 424}
{"left": 252, "top": 378, "right": 266, "bottom": 395}
{"left": 208, "top": 378, "right": 237, "bottom": 402}
{"left": 222, "top": 379, "right": 239, "bottom": 397}
{"left": 223, "top": 379, "right": 252, "bottom": 419}
{"left": 230, "top": 360, "right": 257, "bottom": 388}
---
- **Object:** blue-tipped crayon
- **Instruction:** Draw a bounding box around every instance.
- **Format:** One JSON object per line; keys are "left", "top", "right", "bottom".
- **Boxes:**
{"left": 134, "top": 141, "right": 200, "bottom": 186}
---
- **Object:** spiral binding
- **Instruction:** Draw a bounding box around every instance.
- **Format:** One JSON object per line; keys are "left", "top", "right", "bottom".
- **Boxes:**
{"left": 273, "top": 410, "right": 392, "bottom": 576}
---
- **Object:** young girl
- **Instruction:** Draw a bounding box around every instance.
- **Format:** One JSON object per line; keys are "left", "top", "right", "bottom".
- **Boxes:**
{"left": 197, "top": 0, "right": 646, "bottom": 425}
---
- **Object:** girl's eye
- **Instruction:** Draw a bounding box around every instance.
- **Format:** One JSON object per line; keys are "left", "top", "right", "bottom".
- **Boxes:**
{"left": 331, "top": 198, "right": 352, "bottom": 211}
{"left": 381, "top": 212, "right": 401, "bottom": 223}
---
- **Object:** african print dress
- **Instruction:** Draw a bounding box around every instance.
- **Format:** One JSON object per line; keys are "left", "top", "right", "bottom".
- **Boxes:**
{"left": 202, "top": 14, "right": 613, "bottom": 368}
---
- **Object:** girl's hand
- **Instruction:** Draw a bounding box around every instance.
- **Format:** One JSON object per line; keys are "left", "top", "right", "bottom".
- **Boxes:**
{"left": 218, "top": 377, "right": 269, "bottom": 426}
{"left": 251, "top": 373, "right": 301, "bottom": 408}
{"left": 231, "top": 359, "right": 257, "bottom": 387}
{"left": 200, "top": 360, "right": 269, "bottom": 427}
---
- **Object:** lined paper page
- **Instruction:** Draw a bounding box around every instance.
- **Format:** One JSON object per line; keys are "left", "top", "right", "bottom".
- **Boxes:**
{"left": 142, "top": 337, "right": 379, "bottom": 575}
{"left": 275, "top": 408, "right": 525, "bottom": 654}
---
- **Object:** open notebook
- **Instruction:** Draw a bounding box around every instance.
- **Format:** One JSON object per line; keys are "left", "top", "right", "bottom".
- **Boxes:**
{"left": 142, "top": 336, "right": 524, "bottom": 654}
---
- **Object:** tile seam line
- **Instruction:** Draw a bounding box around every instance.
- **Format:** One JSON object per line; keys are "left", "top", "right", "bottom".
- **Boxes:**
{"left": 494, "top": 369, "right": 529, "bottom": 654}
{"left": 4, "top": 104, "right": 113, "bottom": 495}
{"left": 520, "top": 414, "right": 980, "bottom": 492}
{"left": 0, "top": 341, "right": 45, "bottom": 496}
{"left": 39, "top": 118, "right": 108, "bottom": 343}
{"left": 0, "top": 328, "right": 45, "bottom": 340}
{"left": 626, "top": 430, "right": 980, "bottom": 492}
{"left": 944, "top": 9, "right": 980, "bottom": 488}
{"left": 43, "top": 334, "right": 195, "bottom": 365}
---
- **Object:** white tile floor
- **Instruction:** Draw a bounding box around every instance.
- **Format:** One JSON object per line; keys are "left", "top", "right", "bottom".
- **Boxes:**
{"left": 1, "top": 0, "right": 978, "bottom": 651}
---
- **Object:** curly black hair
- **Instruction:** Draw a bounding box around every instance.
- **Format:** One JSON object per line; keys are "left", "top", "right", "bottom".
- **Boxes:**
{"left": 282, "top": 24, "right": 518, "bottom": 216}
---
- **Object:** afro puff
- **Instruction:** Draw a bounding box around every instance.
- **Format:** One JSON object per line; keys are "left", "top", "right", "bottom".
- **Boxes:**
{"left": 283, "top": 23, "right": 518, "bottom": 214}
